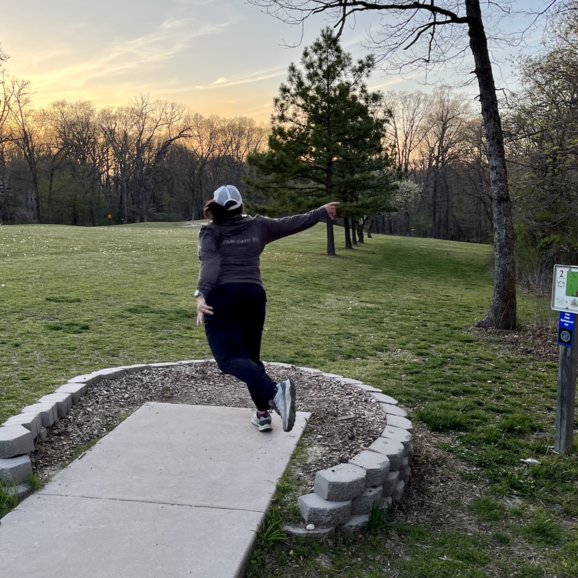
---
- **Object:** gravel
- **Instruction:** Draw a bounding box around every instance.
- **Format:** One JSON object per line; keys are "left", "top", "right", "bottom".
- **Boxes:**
{"left": 31, "top": 362, "right": 386, "bottom": 490}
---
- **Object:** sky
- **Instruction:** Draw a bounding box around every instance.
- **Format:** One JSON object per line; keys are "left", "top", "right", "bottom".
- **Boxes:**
{"left": 0, "top": 0, "right": 554, "bottom": 123}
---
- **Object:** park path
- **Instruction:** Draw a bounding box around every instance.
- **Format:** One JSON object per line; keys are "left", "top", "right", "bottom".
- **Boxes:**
{"left": 0, "top": 403, "right": 309, "bottom": 577}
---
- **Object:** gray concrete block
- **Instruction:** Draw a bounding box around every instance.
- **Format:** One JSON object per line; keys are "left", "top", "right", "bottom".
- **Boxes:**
{"left": 55, "top": 382, "right": 88, "bottom": 403}
{"left": 121, "top": 364, "right": 151, "bottom": 375}
{"left": 381, "top": 425, "right": 412, "bottom": 450}
{"left": 1, "top": 482, "right": 31, "bottom": 501}
{"left": 39, "top": 393, "right": 73, "bottom": 418}
{"left": 298, "top": 493, "right": 351, "bottom": 527}
{"left": 67, "top": 373, "right": 105, "bottom": 386}
{"left": 149, "top": 362, "right": 180, "bottom": 368}
{"left": 369, "top": 392, "right": 399, "bottom": 405}
{"left": 18, "top": 483, "right": 32, "bottom": 500}
{"left": 340, "top": 514, "right": 369, "bottom": 533}
{"left": 382, "top": 471, "right": 400, "bottom": 497}
{"left": 379, "top": 403, "right": 408, "bottom": 418}
{"left": 392, "top": 479, "right": 406, "bottom": 502}
{"left": 0, "top": 455, "right": 33, "bottom": 484}
{"left": 93, "top": 367, "right": 128, "bottom": 380}
{"left": 349, "top": 450, "right": 390, "bottom": 487}
{"left": 399, "top": 456, "right": 411, "bottom": 481}
{"left": 0, "top": 425, "right": 35, "bottom": 458}
{"left": 400, "top": 466, "right": 411, "bottom": 483}
{"left": 21, "top": 403, "right": 58, "bottom": 428}
{"left": 338, "top": 378, "right": 364, "bottom": 386}
{"left": 320, "top": 372, "right": 345, "bottom": 379}
{"left": 352, "top": 383, "right": 382, "bottom": 393}
{"left": 3, "top": 413, "right": 43, "bottom": 439}
{"left": 380, "top": 497, "right": 393, "bottom": 512}
{"left": 387, "top": 415, "right": 413, "bottom": 430}
{"left": 352, "top": 486, "right": 384, "bottom": 515}
{"left": 294, "top": 366, "right": 322, "bottom": 375}
{"left": 314, "top": 463, "right": 366, "bottom": 501}
{"left": 367, "top": 437, "right": 405, "bottom": 470}
{"left": 264, "top": 362, "right": 293, "bottom": 369}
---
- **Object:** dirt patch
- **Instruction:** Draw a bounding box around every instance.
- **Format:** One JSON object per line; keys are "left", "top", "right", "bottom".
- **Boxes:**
{"left": 469, "top": 322, "right": 559, "bottom": 363}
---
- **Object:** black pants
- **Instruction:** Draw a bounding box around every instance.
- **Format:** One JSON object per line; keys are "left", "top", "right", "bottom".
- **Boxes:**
{"left": 204, "top": 283, "right": 277, "bottom": 411}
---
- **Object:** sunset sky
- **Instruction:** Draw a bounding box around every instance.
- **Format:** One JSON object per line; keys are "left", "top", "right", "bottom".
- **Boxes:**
{"left": 1, "top": 0, "right": 551, "bottom": 122}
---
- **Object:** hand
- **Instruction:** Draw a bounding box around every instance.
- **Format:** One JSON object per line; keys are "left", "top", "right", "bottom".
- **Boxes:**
{"left": 195, "top": 297, "right": 213, "bottom": 326}
{"left": 323, "top": 202, "right": 340, "bottom": 221}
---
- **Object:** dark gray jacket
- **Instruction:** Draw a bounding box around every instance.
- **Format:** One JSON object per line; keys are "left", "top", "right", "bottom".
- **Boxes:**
{"left": 196, "top": 207, "right": 326, "bottom": 297}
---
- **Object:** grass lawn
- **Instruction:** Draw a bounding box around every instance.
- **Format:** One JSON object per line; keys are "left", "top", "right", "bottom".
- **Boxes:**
{"left": 1, "top": 222, "right": 577, "bottom": 576}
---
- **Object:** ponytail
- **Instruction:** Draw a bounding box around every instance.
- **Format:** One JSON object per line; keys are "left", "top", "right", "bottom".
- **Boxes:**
{"left": 203, "top": 199, "right": 243, "bottom": 224}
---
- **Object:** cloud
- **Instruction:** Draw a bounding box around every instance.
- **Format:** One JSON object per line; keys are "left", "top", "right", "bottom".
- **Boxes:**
{"left": 32, "top": 18, "right": 227, "bottom": 91}
{"left": 193, "top": 66, "right": 287, "bottom": 90}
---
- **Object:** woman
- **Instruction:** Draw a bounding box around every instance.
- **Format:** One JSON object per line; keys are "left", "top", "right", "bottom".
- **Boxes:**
{"left": 195, "top": 184, "right": 339, "bottom": 433}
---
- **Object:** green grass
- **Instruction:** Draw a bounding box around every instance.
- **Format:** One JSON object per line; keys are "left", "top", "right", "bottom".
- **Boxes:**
{"left": 0, "top": 481, "right": 19, "bottom": 518}
{"left": 1, "top": 222, "right": 577, "bottom": 576}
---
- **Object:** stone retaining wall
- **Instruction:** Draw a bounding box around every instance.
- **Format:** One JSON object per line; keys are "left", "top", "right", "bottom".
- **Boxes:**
{"left": 0, "top": 361, "right": 412, "bottom": 533}
{"left": 266, "top": 363, "right": 412, "bottom": 535}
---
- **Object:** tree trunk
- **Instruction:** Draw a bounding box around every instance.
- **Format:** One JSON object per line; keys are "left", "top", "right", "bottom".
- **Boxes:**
{"left": 466, "top": 0, "right": 516, "bottom": 329}
{"left": 351, "top": 219, "right": 358, "bottom": 245}
{"left": 326, "top": 162, "right": 336, "bottom": 256}
{"left": 431, "top": 174, "right": 439, "bottom": 238}
{"left": 326, "top": 221, "right": 336, "bottom": 255}
{"left": 31, "top": 162, "right": 41, "bottom": 224}
{"left": 357, "top": 221, "right": 365, "bottom": 244}
{"left": 344, "top": 217, "right": 353, "bottom": 249}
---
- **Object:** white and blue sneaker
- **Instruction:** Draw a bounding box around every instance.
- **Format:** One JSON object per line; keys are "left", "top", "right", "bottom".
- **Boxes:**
{"left": 251, "top": 411, "right": 272, "bottom": 432}
{"left": 270, "top": 379, "right": 296, "bottom": 432}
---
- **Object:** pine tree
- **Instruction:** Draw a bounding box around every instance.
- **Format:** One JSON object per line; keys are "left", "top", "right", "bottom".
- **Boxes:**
{"left": 248, "top": 28, "right": 394, "bottom": 255}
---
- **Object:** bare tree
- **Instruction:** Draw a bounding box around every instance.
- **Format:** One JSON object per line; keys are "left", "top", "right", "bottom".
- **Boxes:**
{"left": 251, "top": 0, "right": 558, "bottom": 328}
{"left": 100, "top": 97, "right": 191, "bottom": 223}
{"left": 0, "top": 51, "right": 16, "bottom": 222}
{"left": 185, "top": 114, "right": 223, "bottom": 219}
{"left": 417, "top": 87, "right": 472, "bottom": 239}
{"left": 50, "top": 101, "right": 106, "bottom": 225}
{"left": 9, "top": 80, "right": 43, "bottom": 223}
{"left": 385, "top": 90, "right": 429, "bottom": 177}
{"left": 219, "top": 117, "right": 268, "bottom": 185}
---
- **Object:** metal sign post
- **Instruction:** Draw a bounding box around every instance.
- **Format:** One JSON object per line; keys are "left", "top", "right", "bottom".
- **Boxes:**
{"left": 551, "top": 265, "right": 578, "bottom": 455}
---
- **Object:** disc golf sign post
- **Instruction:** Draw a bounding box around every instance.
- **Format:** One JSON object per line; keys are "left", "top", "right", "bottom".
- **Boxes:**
{"left": 551, "top": 265, "right": 578, "bottom": 454}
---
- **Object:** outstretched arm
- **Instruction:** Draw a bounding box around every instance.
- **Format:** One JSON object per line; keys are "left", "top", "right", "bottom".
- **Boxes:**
{"left": 261, "top": 202, "right": 340, "bottom": 243}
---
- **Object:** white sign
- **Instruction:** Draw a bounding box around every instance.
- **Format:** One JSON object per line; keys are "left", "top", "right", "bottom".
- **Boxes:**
{"left": 551, "top": 265, "right": 578, "bottom": 313}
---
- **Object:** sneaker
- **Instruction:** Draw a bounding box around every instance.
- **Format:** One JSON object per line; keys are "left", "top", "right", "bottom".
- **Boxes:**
{"left": 251, "top": 411, "right": 272, "bottom": 432}
{"left": 271, "top": 379, "right": 296, "bottom": 432}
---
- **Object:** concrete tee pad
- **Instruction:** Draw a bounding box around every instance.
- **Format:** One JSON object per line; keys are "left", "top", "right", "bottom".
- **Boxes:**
{"left": 0, "top": 403, "right": 310, "bottom": 577}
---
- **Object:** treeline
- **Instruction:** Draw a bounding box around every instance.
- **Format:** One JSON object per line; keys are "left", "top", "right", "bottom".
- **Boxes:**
{"left": 378, "top": 9, "right": 578, "bottom": 287}
{"left": 377, "top": 87, "right": 492, "bottom": 244}
{"left": 0, "top": 87, "right": 268, "bottom": 225}
{"left": 0, "top": 7, "right": 576, "bottom": 285}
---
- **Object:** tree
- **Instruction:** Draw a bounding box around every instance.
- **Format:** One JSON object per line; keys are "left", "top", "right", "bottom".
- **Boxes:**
{"left": 506, "top": 5, "right": 578, "bottom": 286}
{"left": 100, "top": 97, "right": 191, "bottom": 223}
{"left": 251, "top": 0, "right": 558, "bottom": 327}
{"left": 385, "top": 90, "right": 429, "bottom": 178}
{"left": 248, "top": 27, "right": 393, "bottom": 255}
{"left": 418, "top": 87, "right": 472, "bottom": 239}
{"left": 9, "top": 80, "right": 44, "bottom": 223}
{"left": 0, "top": 49, "right": 16, "bottom": 223}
